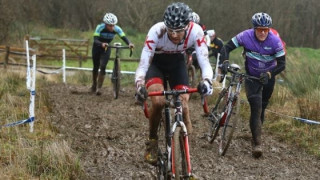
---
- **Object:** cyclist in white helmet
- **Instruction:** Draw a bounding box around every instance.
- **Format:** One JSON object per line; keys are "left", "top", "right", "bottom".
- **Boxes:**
{"left": 191, "top": 12, "right": 200, "bottom": 24}
{"left": 90, "top": 13, "right": 134, "bottom": 95}
{"left": 206, "top": 29, "right": 224, "bottom": 59}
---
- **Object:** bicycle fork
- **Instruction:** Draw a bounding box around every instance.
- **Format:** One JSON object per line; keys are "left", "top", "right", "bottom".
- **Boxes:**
{"left": 171, "top": 100, "right": 192, "bottom": 178}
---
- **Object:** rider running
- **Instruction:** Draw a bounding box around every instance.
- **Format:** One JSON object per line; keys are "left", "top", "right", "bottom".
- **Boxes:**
{"left": 219, "top": 12, "right": 286, "bottom": 158}
{"left": 91, "top": 13, "right": 134, "bottom": 95}
{"left": 135, "top": 2, "right": 213, "bottom": 165}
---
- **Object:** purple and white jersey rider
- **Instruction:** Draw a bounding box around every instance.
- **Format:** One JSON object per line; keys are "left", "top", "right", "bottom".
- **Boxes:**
{"left": 232, "top": 29, "right": 285, "bottom": 77}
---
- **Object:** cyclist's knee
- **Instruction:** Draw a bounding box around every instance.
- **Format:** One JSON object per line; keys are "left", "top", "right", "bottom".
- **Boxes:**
{"left": 99, "top": 70, "right": 106, "bottom": 75}
{"left": 248, "top": 95, "right": 262, "bottom": 109}
{"left": 180, "top": 94, "right": 190, "bottom": 102}
{"left": 93, "top": 68, "right": 99, "bottom": 73}
{"left": 151, "top": 96, "right": 165, "bottom": 109}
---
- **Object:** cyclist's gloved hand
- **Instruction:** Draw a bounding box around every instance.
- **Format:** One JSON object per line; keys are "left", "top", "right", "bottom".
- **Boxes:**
{"left": 102, "top": 43, "right": 108, "bottom": 48}
{"left": 129, "top": 43, "right": 135, "bottom": 49}
{"left": 220, "top": 60, "right": 229, "bottom": 75}
{"left": 259, "top": 72, "right": 271, "bottom": 85}
{"left": 135, "top": 84, "right": 148, "bottom": 104}
{"left": 197, "top": 79, "right": 213, "bottom": 96}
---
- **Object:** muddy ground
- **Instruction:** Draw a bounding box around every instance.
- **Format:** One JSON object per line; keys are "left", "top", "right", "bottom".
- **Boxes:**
{"left": 47, "top": 82, "right": 320, "bottom": 180}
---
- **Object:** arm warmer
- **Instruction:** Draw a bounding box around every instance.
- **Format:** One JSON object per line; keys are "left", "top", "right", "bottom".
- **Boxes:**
{"left": 271, "top": 55, "right": 286, "bottom": 76}
{"left": 93, "top": 36, "right": 103, "bottom": 47}
{"left": 219, "top": 40, "right": 237, "bottom": 64}
{"left": 121, "top": 36, "right": 131, "bottom": 45}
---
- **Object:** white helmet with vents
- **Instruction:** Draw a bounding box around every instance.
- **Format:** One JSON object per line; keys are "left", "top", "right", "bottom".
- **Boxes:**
{"left": 103, "top": 13, "right": 118, "bottom": 25}
{"left": 191, "top": 12, "right": 200, "bottom": 24}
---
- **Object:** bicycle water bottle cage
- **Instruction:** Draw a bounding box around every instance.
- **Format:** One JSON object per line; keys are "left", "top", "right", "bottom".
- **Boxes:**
{"left": 230, "top": 64, "right": 241, "bottom": 71}
{"left": 114, "top": 42, "right": 122, "bottom": 46}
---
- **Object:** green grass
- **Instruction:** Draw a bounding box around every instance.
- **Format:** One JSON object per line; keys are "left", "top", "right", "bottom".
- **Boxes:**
{"left": 0, "top": 70, "right": 86, "bottom": 179}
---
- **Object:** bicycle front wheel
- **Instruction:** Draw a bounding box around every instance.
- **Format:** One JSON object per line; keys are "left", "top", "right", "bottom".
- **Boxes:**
{"left": 207, "top": 88, "right": 228, "bottom": 143}
{"left": 112, "top": 58, "right": 121, "bottom": 99}
{"left": 156, "top": 117, "right": 171, "bottom": 180}
{"left": 187, "top": 65, "right": 196, "bottom": 88}
{"left": 218, "top": 95, "right": 239, "bottom": 156}
{"left": 173, "top": 127, "right": 190, "bottom": 180}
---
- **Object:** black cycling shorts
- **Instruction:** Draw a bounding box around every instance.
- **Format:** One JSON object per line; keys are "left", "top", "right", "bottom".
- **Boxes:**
{"left": 145, "top": 53, "right": 189, "bottom": 89}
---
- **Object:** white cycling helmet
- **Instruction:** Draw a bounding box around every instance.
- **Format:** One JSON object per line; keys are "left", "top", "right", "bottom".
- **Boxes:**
{"left": 207, "top": 29, "right": 216, "bottom": 37}
{"left": 103, "top": 13, "right": 118, "bottom": 25}
{"left": 191, "top": 12, "right": 200, "bottom": 24}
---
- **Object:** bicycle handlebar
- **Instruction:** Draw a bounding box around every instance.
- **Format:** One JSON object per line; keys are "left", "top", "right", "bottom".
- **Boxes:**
{"left": 148, "top": 88, "right": 199, "bottom": 96}
{"left": 143, "top": 88, "right": 209, "bottom": 118}
{"left": 227, "top": 67, "right": 260, "bottom": 81}
{"left": 105, "top": 45, "right": 133, "bottom": 57}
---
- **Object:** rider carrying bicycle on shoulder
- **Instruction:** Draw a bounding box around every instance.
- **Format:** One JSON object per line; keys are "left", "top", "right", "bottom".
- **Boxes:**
{"left": 135, "top": 2, "right": 213, "bottom": 165}
{"left": 91, "top": 13, "right": 134, "bottom": 95}
{"left": 219, "top": 12, "right": 286, "bottom": 158}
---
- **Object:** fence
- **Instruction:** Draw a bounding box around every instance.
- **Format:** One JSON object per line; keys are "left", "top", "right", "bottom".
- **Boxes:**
{"left": 1, "top": 40, "right": 319, "bottom": 133}
{"left": 1, "top": 41, "right": 36, "bottom": 132}
{"left": 25, "top": 35, "right": 89, "bottom": 67}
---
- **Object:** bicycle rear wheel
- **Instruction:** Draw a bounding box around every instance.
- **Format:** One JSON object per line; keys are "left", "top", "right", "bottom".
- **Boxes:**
{"left": 207, "top": 88, "right": 228, "bottom": 143}
{"left": 187, "top": 65, "right": 196, "bottom": 88}
{"left": 218, "top": 95, "right": 239, "bottom": 156}
{"left": 112, "top": 58, "right": 121, "bottom": 99}
{"left": 173, "top": 127, "right": 190, "bottom": 180}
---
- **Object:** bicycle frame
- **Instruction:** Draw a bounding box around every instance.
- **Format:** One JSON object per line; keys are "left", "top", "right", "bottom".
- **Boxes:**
{"left": 207, "top": 63, "right": 260, "bottom": 155}
{"left": 105, "top": 43, "right": 132, "bottom": 99}
{"left": 149, "top": 88, "right": 198, "bottom": 178}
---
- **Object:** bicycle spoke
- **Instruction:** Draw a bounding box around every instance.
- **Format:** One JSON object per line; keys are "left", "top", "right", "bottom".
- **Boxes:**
{"left": 207, "top": 88, "right": 228, "bottom": 143}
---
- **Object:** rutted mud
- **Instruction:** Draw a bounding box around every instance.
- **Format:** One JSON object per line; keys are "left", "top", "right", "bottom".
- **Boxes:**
{"left": 47, "top": 83, "right": 320, "bottom": 180}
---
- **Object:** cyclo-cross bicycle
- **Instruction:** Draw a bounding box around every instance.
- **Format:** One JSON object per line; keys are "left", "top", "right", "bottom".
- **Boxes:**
{"left": 143, "top": 84, "right": 207, "bottom": 180}
{"left": 206, "top": 63, "right": 259, "bottom": 156}
{"left": 105, "top": 42, "right": 133, "bottom": 99}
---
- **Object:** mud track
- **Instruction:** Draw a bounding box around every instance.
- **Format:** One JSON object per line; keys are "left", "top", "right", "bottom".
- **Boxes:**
{"left": 47, "top": 83, "right": 320, "bottom": 179}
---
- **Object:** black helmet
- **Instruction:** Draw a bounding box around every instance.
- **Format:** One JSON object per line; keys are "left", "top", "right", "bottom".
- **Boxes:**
{"left": 163, "top": 2, "right": 192, "bottom": 29}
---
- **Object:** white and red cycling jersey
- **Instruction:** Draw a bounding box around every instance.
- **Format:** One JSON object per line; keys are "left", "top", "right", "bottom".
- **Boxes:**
{"left": 135, "top": 22, "right": 213, "bottom": 85}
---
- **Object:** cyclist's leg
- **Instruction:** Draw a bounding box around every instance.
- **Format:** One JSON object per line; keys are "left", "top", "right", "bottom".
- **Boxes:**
{"left": 144, "top": 63, "right": 165, "bottom": 164}
{"left": 261, "top": 77, "right": 275, "bottom": 124}
{"left": 91, "top": 46, "right": 101, "bottom": 92}
{"left": 96, "top": 48, "right": 111, "bottom": 95}
{"left": 245, "top": 79, "right": 263, "bottom": 157}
